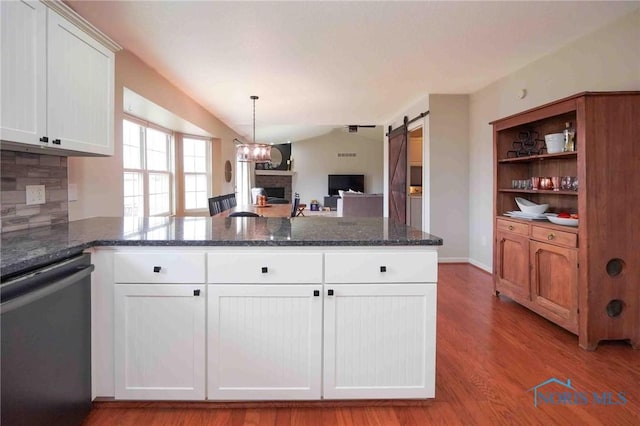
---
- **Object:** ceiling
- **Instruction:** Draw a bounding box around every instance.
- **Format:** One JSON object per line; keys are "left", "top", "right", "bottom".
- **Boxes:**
{"left": 66, "top": 1, "right": 638, "bottom": 144}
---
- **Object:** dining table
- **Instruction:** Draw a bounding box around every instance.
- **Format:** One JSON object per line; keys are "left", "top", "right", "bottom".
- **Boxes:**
{"left": 214, "top": 203, "right": 294, "bottom": 218}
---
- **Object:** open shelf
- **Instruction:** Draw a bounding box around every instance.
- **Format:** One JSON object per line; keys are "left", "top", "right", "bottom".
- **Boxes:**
{"left": 498, "top": 151, "right": 577, "bottom": 163}
{"left": 499, "top": 189, "right": 578, "bottom": 196}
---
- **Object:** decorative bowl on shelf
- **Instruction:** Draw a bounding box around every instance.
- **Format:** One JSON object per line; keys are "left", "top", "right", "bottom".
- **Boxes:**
{"left": 546, "top": 214, "right": 579, "bottom": 227}
{"left": 515, "top": 197, "right": 548, "bottom": 215}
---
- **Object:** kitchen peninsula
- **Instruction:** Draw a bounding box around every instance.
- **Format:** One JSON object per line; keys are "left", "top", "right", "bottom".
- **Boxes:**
{"left": 1, "top": 217, "right": 442, "bottom": 402}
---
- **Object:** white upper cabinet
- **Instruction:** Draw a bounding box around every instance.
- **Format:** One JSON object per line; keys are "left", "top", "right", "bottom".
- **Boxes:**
{"left": 0, "top": 0, "right": 119, "bottom": 156}
{"left": 0, "top": 0, "right": 47, "bottom": 147}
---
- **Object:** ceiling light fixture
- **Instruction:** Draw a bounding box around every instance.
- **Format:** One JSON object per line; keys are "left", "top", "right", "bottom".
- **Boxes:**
{"left": 236, "top": 95, "right": 271, "bottom": 163}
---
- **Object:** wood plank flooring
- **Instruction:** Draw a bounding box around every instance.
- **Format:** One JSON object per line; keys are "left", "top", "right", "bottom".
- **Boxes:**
{"left": 83, "top": 264, "right": 639, "bottom": 425}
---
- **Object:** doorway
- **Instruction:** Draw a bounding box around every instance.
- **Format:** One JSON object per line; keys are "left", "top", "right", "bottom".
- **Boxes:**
{"left": 407, "top": 127, "right": 423, "bottom": 229}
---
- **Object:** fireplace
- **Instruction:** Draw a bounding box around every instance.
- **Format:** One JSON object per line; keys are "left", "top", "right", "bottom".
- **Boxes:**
{"left": 255, "top": 173, "right": 292, "bottom": 201}
{"left": 264, "top": 187, "right": 285, "bottom": 199}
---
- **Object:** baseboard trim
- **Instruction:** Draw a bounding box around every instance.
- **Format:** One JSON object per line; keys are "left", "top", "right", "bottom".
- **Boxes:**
{"left": 92, "top": 398, "right": 434, "bottom": 409}
{"left": 438, "top": 257, "right": 468, "bottom": 263}
{"left": 468, "top": 258, "right": 492, "bottom": 273}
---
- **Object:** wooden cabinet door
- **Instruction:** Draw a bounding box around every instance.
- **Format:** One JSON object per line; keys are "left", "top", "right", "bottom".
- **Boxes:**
{"left": 114, "top": 284, "right": 205, "bottom": 400}
{"left": 495, "top": 231, "right": 531, "bottom": 300}
{"left": 530, "top": 241, "right": 578, "bottom": 333}
{"left": 46, "top": 9, "right": 114, "bottom": 155}
{"left": 323, "top": 283, "right": 436, "bottom": 399}
{"left": 207, "top": 284, "right": 322, "bottom": 400}
{"left": 0, "top": 0, "right": 47, "bottom": 146}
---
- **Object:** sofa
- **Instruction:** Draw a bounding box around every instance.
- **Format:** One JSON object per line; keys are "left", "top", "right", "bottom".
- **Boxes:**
{"left": 337, "top": 193, "right": 383, "bottom": 217}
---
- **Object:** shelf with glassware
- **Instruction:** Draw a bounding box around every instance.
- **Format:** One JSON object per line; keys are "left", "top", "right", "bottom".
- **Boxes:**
{"left": 492, "top": 91, "right": 640, "bottom": 351}
{"left": 494, "top": 106, "right": 578, "bottom": 219}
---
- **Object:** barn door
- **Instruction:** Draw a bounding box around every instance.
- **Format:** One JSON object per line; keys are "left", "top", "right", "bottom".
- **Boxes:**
{"left": 388, "top": 121, "right": 407, "bottom": 224}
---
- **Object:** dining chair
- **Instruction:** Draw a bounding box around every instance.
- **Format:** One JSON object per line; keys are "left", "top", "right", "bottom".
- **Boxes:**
{"left": 208, "top": 197, "right": 222, "bottom": 216}
{"left": 290, "top": 193, "right": 300, "bottom": 217}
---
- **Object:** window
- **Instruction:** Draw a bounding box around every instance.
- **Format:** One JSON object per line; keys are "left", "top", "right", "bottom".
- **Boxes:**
{"left": 123, "top": 119, "right": 174, "bottom": 216}
{"left": 182, "top": 137, "right": 211, "bottom": 211}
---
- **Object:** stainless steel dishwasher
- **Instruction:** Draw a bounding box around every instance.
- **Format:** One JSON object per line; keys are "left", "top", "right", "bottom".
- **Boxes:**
{"left": 1, "top": 253, "right": 94, "bottom": 426}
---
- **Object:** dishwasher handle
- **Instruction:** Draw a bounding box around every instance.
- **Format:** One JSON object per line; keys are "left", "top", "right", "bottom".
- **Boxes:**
{"left": 0, "top": 264, "right": 94, "bottom": 315}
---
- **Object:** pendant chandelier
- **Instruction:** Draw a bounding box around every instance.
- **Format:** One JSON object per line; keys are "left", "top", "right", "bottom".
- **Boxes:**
{"left": 236, "top": 95, "right": 271, "bottom": 163}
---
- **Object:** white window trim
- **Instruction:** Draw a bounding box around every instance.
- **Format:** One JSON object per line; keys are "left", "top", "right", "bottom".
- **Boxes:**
{"left": 181, "top": 134, "right": 212, "bottom": 214}
{"left": 123, "top": 116, "right": 175, "bottom": 217}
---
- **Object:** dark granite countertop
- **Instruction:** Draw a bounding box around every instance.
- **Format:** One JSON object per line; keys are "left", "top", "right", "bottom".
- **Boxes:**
{"left": 1, "top": 217, "right": 442, "bottom": 279}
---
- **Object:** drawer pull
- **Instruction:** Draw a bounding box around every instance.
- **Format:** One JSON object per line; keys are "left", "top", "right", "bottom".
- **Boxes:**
{"left": 153, "top": 266, "right": 161, "bottom": 273}
{"left": 261, "top": 266, "right": 268, "bottom": 273}
{"left": 328, "top": 289, "right": 334, "bottom": 296}
{"left": 508, "top": 225, "right": 514, "bottom": 231}
{"left": 380, "top": 266, "right": 387, "bottom": 272}
{"left": 547, "top": 233, "right": 555, "bottom": 241}
{"left": 313, "top": 290, "right": 320, "bottom": 297}
{"left": 193, "top": 289, "right": 201, "bottom": 296}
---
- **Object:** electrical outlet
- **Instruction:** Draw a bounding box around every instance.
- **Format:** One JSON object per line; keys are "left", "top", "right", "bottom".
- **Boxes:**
{"left": 26, "top": 185, "right": 46, "bottom": 205}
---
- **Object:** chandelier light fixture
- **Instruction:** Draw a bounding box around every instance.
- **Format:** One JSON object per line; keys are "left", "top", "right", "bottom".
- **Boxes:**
{"left": 236, "top": 95, "right": 271, "bottom": 163}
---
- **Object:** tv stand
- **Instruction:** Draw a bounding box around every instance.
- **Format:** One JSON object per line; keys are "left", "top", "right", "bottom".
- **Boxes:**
{"left": 323, "top": 196, "right": 339, "bottom": 210}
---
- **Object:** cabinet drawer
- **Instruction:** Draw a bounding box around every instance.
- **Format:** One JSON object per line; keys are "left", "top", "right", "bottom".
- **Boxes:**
{"left": 325, "top": 251, "right": 437, "bottom": 283}
{"left": 531, "top": 226, "right": 577, "bottom": 248}
{"left": 114, "top": 252, "right": 206, "bottom": 283}
{"left": 496, "top": 219, "right": 529, "bottom": 236}
{"left": 208, "top": 252, "right": 323, "bottom": 283}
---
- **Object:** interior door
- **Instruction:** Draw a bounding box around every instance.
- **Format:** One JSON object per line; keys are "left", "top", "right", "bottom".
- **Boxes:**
{"left": 388, "top": 125, "right": 408, "bottom": 223}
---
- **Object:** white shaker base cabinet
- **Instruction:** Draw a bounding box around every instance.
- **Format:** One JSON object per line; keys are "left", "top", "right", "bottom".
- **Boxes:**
{"left": 114, "top": 284, "right": 206, "bottom": 400}
{"left": 207, "top": 285, "right": 323, "bottom": 400}
{"left": 323, "top": 284, "right": 437, "bottom": 399}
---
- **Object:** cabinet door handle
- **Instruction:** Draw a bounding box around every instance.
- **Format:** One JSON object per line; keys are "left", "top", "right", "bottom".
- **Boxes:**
{"left": 313, "top": 290, "right": 320, "bottom": 297}
{"left": 193, "top": 289, "right": 201, "bottom": 296}
{"left": 328, "top": 289, "right": 334, "bottom": 296}
{"left": 39, "top": 136, "right": 49, "bottom": 143}
{"left": 380, "top": 266, "right": 387, "bottom": 272}
{"left": 547, "top": 233, "right": 555, "bottom": 240}
{"left": 508, "top": 225, "right": 514, "bottom": 231}
{"left": 261, "top": 266, "right": 268, "bottom": 273}
{"left": 52, "top": 139, "right": 61, "bottom": 145}
{"left": 153, "top": 266, "right": 161, "bottom": 273}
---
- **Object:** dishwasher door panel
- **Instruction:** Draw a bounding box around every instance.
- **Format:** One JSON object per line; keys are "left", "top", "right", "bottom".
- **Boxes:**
{"left": 1, "top": 254, "right": 92, "bottom": 426}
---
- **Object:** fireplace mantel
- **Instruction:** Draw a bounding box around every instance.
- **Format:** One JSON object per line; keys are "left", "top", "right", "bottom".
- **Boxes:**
{"left": 255, "top": 170, "right": 295, "bottom": 176}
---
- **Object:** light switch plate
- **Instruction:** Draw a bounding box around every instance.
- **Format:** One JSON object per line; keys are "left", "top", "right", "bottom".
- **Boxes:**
{"left": 26, "top": 185, "right": 46, "bottom": 205}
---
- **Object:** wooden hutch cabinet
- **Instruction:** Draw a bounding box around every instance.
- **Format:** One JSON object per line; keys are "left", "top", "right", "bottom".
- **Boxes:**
{"left": 491, "top": 92, "right": 639, "bottom": 350}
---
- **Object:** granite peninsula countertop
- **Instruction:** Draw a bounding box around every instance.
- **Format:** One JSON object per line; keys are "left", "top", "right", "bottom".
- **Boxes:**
{"left": 1, "top": 216, "right": 443, "bottom": 278}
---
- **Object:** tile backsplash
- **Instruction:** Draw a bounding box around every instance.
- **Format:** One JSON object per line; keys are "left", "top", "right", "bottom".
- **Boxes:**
{"left": 1, "top": 150, "right": 68, "bottom": 233}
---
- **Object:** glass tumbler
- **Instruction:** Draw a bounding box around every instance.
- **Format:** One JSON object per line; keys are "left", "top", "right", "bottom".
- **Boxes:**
{"left": 531, "top": 177, "right": 540, "bottom": 190}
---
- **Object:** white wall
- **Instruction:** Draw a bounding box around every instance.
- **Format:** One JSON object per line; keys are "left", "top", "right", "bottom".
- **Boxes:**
{"left": 292, "top": 128, "right": 384, "bottom": 205}
{"left": 468, "top": 9, "right": 640, "bottom": 272}
{"left": 68, "top": 50, "right": 241, "bottom": 220}
{"left": 428, "top": 95, "right": 470, "bottom": 262}
{"left": 384, "top": 95, "right": 471, "bottom": 262}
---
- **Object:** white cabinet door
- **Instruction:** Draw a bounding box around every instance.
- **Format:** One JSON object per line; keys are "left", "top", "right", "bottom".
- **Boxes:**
{"left": 208, "top": 284, "right": 322, "bottom": 400}
{"left": 114, "top": 284, "right": 205, "bottom": 400}
{"left": 0, "top": 0, "right": 47, "bottom": 146}
{"left": 323, "top": 283, "right": 437, "bottom": 399}
{"left": 46, "top": 9, "right": 114, "bottom": 155}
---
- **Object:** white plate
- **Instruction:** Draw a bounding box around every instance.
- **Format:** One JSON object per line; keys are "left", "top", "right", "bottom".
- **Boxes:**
{"left": 505, "top": 211, "right": 548, "bottom": 220}
{"left": 546, "top": 215, "right": 579, "bottom": 227}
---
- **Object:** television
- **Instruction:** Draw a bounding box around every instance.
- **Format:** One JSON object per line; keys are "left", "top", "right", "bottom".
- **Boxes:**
{"left": 328, "top": 174, "right": 365, "bottom": 196}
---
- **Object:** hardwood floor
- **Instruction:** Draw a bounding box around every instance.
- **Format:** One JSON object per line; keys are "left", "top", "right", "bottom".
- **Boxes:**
{"left": 84, "top": 264, "right": 639, "bottom": 425}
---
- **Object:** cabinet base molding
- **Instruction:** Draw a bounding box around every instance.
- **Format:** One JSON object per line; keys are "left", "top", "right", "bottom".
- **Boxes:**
{"left": 92, "top": 398, "right": 433, "bottom": 409}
